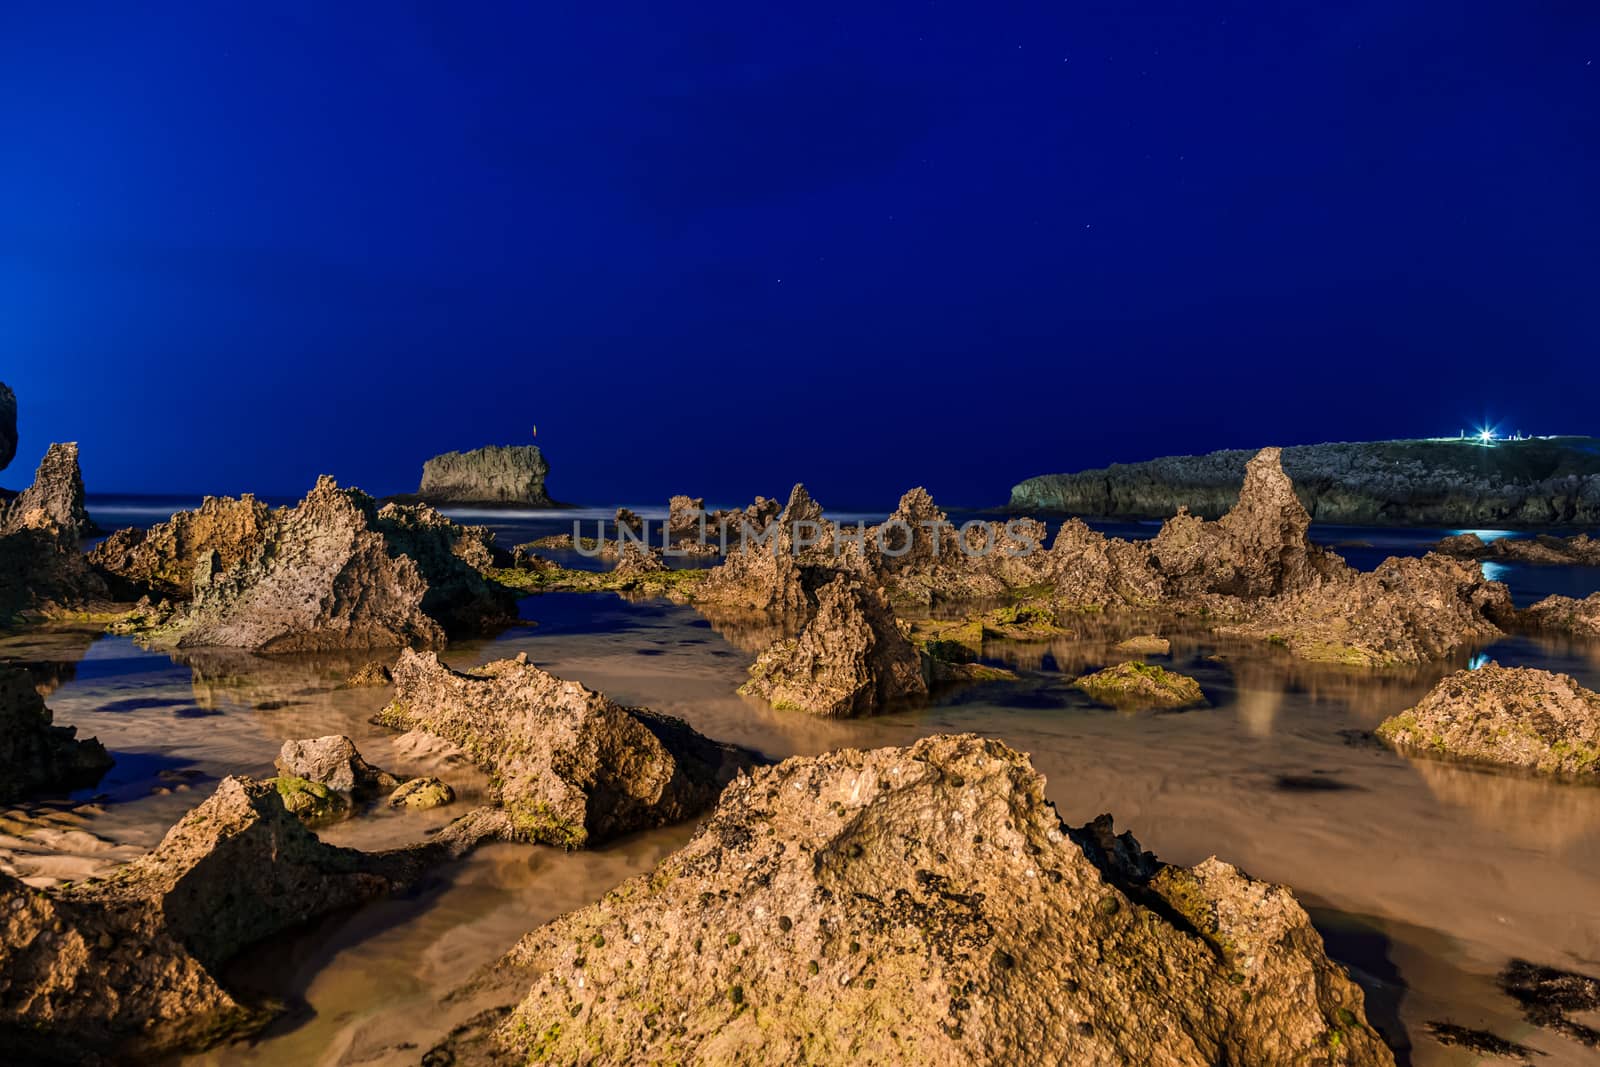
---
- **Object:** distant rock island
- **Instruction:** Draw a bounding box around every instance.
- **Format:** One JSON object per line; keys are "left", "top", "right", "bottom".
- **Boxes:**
{"left": 1011, "top": 437, "right": 1600, "bottom": 526}
{"left": 415, "top": 444, "right": 555, "bottom": 507}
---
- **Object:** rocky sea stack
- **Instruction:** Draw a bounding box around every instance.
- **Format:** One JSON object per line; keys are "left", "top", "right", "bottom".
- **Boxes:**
{"left": 418, "top": 444, "right": 554, "bottom": 507}
{"left": 432, "top": 735, "right": 1390, "bottom": 1066}
{"left": 1012, "top": 437, "right": 1600, "bottom": 526}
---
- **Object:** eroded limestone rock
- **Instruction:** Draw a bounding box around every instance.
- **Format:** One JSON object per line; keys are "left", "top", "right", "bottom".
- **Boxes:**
{"left": 0, "top": 443, "right": 94, "bottom": 539}
{"left": 275, "top": 735, "right": 399, "bottom": 797}
{"left": 419, "top": 444, "right": 552, "bottom": 506}
{"left": 1521, "top": 592, "right": 1600, "bottom": 637}
{"left": 739, "top": 573, "right": 927, "bottom": 717}
{"left": 90, "top": 494, "right": 270, "bottom": 598}
{"left": 430, "top": 735, "right": 1390, "bottom": 1066}
{"left": 376, "top": 649, "right": 753, "bottom": 847}
{"left": 1377, "top": 663, "right": 1600, "bottom": 778}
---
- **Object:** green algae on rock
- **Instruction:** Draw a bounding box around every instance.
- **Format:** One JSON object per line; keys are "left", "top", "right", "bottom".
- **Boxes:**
{"left": 425, "top": 735, "right": 1391, "bottom": 1067}
{"left": 1376, "top": 663, "right": 1600, "bottom": 780}
{"left": 1074, "top": 661, "right": 1206, "bottom": 710}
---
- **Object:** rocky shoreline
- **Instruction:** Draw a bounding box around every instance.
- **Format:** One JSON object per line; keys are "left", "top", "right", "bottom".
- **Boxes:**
{"left": 1, "top": 374, "right": 1598, "bottom": 1063}
{"left": 1011, "top": 437, "right": 1600, "bottom": 526}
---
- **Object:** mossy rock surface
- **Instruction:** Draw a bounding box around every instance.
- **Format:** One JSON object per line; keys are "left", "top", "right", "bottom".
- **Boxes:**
{"left": 1074, "top": 661, "right": 1206, "bottom": 710}
{"left": 272, "top": 775, "right": 350, "bottom": 824}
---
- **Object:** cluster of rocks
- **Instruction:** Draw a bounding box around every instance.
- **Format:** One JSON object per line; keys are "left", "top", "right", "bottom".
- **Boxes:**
{"left": 1011, "top": 436, "right": 1600, "bottom": 525}
{"left": 1377, "top": 663, "right": 1600, "bottom": 779}
{"left": 0, "top": 665, "right": 113, "bottom": 803}
{"left": 99, "top": 477, "right": 516, "bottom": 652}
{"left": 417, "top": 444, "right": 554, "bottom": 507}
{"left": 1434, "top": 531, "right": 1600, "bottom": 566}
{"left": 430, "top": 735, "right": 1391, "bottom": 1066}
{"left": 375, "top": 649, "right": 754, "bottom": 847}
{"left": 0, "top": 774, "right": 508, "bottom": 1060}
{"left": 693, "top": 451, "right": 1515, "bottom": 719}
{"left": 270, "top": 734, "right": 457, "bottom": 822}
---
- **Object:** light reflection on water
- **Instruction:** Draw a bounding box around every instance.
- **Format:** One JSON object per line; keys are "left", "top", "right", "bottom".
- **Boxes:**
{"left": 3, "top": 589, "right": 1599, "bottom": 1065}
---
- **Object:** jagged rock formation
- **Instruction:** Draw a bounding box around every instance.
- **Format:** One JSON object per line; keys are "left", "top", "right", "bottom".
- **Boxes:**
{"left": 1012, "top": 437, "right": 1600, "bottom": 526}
{"left": 0, "top": 442, "right": 94, "bottom": 538}
{"left": 430, "top": 735, "right": 1390, "bottom": 1066}
{"left": 0, "top": 665, "right": 113, "bottom": 803}
{"left": 0, "top": 444, "right": 108, "bottom": 622}
{"left": 1434, "top": 531, "right": 1600, "bottom": 566}
{"left": 147, "top": 477, "right": 513, "bottom": 652}
{"left": 613, "top": 541, "right": 667, "bottom": 577}
{"left": 1047, "top": 518, "right": 1165, "bottom": 608}
{"left": 0, "top": 381, "right": 15, "bottom": 472}
{"left": 0, "top": 776, "right": 510, "bottom": 1061}
{"left": 418, "top": 444, "right": 552, "bottom": 506}
{"left": 872, "top": 487, "right": 1055, "bottom": 606}
{"left": 343, "top": 660, "right": 395, "bottom": 687}
{"left": 1074, "top": 661, "right": 1205, "bottom": 709}
{"left": 1521, "top": 592, "right": 1600, "bottom": 637}
{"left": 695, "top": 484, "right": 856, "bottom": 616}
{"left": 376, "top": 649, "right": 753, "bottom": 847}
{"left": 90, "top": 494, "right": 270, "bottom": 598}
{"left": 1214, "top": 554, "right": 1510, "bottom": 667}
{"left": 614, "top": 507, "right": 644, "bottom": 535}
{"left": 1377, "top": 664, "right": 1600, "bottom": 778}
{"left": 740, "top": 573, "right": 927, "bottom": 716}
{"left": 1149, "top": 448, "right": 1346, "bottom": 599}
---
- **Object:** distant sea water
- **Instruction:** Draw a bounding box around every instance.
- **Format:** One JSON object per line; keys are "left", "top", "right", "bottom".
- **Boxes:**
{"left": 83, "top": 495, "right": 1600, "bottom": 606}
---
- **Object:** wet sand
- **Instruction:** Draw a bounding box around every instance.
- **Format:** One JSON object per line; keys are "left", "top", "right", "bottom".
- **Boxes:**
{"left": 4, "top": 587, "right": 1600, "bottom": 1065}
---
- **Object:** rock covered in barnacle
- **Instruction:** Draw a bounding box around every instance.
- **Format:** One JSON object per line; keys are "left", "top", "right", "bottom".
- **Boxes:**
{"left": 376, "top": 649, "right": 754, "bottom": 847}
{"left": 0, "top": 664, "right": 113, "bottom": 803}
{"left": 1074, "top": 661, "right": 1205, "bottom": 709}
{"left": 427, "top": 735, "right": 1391, "bottom": 1067}
{"left": 1377, "top": 663, "right": 1600, "bottom": 778}
{"left": 739, "top": 573, "right": 927, "bottom": 716}
{"left": 90, "top": 494, "right": 271, "bottom": 598}
{"left": 418, "top": 444, "right": 553, "bottom": 506}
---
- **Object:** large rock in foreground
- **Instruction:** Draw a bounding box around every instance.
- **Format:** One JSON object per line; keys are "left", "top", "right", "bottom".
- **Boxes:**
{"left": 739, "top": 573, "right": 927, "bottom": 716}
{"left": 377, "top": 649, "right": 753, "bottom": 847}
{"left": 419, "top": 444, "right": 553, "bottom": 506}
{"left": 90, "top": 493, "right": 271, "bottom": 598}
{"left": 1377, "top": 664, "right": 1600, "bottom": 779}
{"left": 0, "top": 664, "right": 113, "bottom": 802}
{"left": 434, "top": 735, "right": 1390, "bottom": 1066}
{"left": 0, "top": 775, "right": 508, "bottom": 1061}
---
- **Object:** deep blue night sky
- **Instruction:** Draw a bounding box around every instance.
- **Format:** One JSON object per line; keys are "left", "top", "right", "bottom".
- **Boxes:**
{"left": 3, "top": 3, "right": 1596, "bottom": 508}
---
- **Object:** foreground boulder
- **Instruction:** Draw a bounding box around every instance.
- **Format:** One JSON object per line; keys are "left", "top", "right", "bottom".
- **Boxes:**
{"left": 0, "top": 665, "right": 113, "bottom": 803}
{"left": 1377, "top": 664, "right": 1600, "bottom": 779}
{"left": 149, "top": 477, "right": 513, "bottom": 652}
{"left": 432, "top": 735, "right": 1390, "bottom": 1066}
{"left": 0, "top": 776, "right": 509, "bottom": 1061}
{"left": 275, "top": 735, "right": 400, "bottom": 797}
{"left": 89, "top": 494, "right": 270, "bottom": 598}
{"left": 377, "top": 649, "right": 754, "bottom": 847}
{"left": 740, "top": 573, "right": 927, "bottom": 716}
{"left": 418, "top": 444, "right": 553, "bottom": 506}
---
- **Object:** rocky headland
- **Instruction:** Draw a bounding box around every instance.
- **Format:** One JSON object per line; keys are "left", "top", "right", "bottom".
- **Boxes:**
{"left": 429, "top": 735, "right": 1390, "bottom": 1066}
{"left": 1012, "top": 437, "right": 1600, "bottom": 526}
{"left": 1377, "top": 664, "right": 1600, "bottom": 779}
{"left": 416, "top": 444, "right": 555, "bottom": 507}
